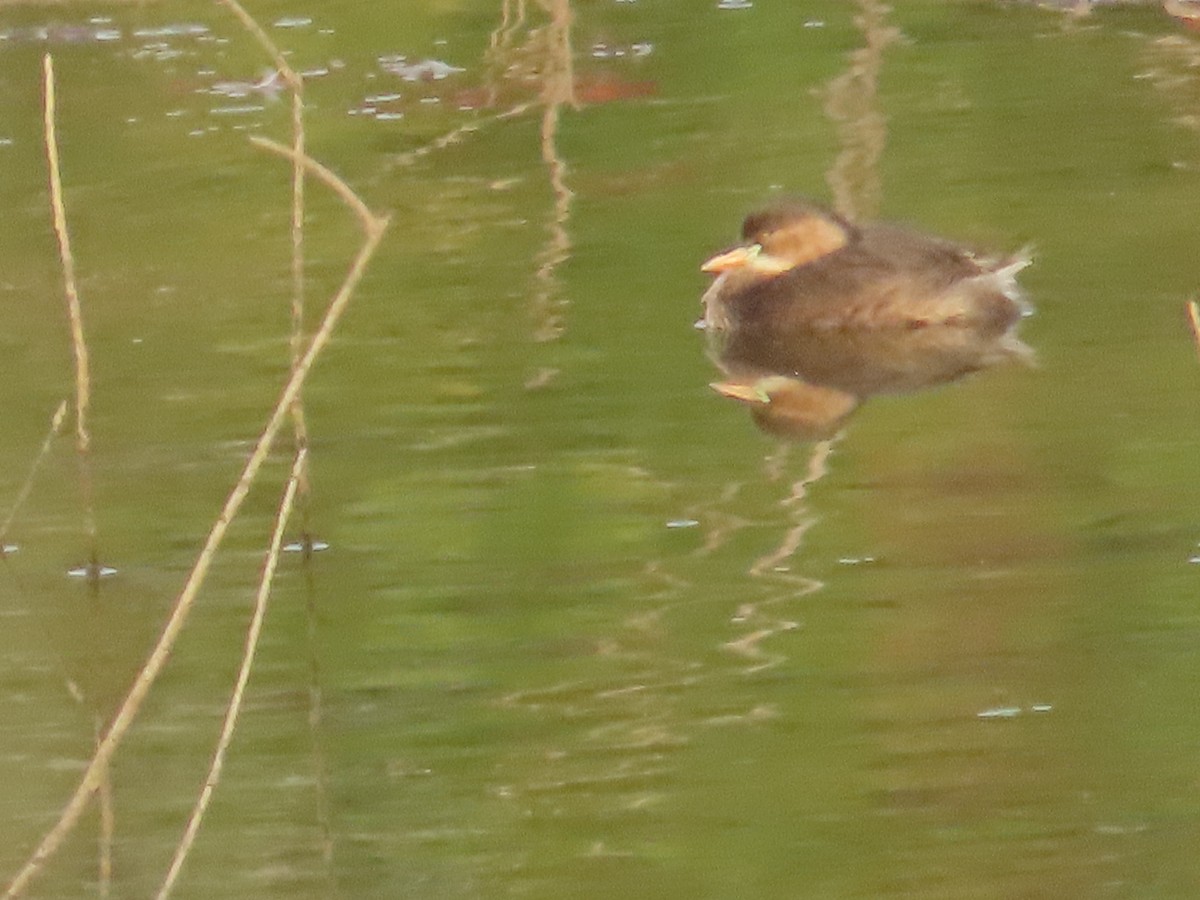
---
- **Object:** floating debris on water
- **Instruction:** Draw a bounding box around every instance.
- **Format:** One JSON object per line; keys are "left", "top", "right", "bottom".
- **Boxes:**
{"left": 977, "top": 706, "right": 1021, "bottom": 719}
{"left": 717, "top": 0, "right": 753, "bottom": 8}
{"left": 379, "top": 55, "right": 465, "bottom": 81}
{"left": 1, "top": 23, "right": 128, "bottom": 43}
{"left": 132, "top": 24, "right": 209, "bottom": 38}
{"left": 349, "top": 89, "right": 406, "bottom": 120}
{"left": 666, "top": 519, "right": 699, "bottom": 529}
{"left": 591, "top": 41, "right": 654, "bottom": 59}
{"left": 132, "top": 42, "right": 184, "bottom": 62}
{"left": 273, "top": 16, "right": 313, "bottom": 29}
{"left": 67, "top": 563, "right": 119, "bottom": 579}
{"left": 209, "top": 104, "right": 265, "bottom": 116}
{"left": 978, "top": 703, "right": 1053, "bottom": 720}
{"left": 210, "top": 69, "right": 284, "bottom": 101}
{"left": 283, "top": 538, "right": 330, "bottom": 554}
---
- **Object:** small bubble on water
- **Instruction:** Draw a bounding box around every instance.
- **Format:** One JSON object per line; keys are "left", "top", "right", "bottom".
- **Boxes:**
{"left": 977, "top": 706, "right": 1021, "bottom": 720}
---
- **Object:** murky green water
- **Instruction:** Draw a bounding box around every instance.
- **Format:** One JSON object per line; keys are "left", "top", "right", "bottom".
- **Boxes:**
{"left": 4, "top": 0, "right": 1200, "bottom": 897}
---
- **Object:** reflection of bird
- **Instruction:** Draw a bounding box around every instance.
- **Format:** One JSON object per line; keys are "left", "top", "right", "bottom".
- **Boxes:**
{"left": 711, "top": 376, "right": 858, "bottom": 442}
{"left": 700, "top": 200, "right": 1033, "bottom": 397}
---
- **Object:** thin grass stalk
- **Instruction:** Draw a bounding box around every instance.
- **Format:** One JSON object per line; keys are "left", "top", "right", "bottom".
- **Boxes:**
{"left": 3, "top": 174, "right": 389, "bottom": 900}
{"left": 0, "top": 399, "right": 68, "bottom": 546}
{"left": 156, "top": 447, "right": 308, "bottom": 900}
{"left": 42, "top": 54, "right": 98, "bottom": 572}
{"left": 278, "top": 70, "right": 331, "bottom": 884}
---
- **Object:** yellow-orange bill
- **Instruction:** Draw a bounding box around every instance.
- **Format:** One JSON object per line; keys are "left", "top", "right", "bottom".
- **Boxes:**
{"left": 710, "top": 381, "right": 770, "bottom": 404}
{"left": 700, "top": 245, "right": 757, "bottom": 274}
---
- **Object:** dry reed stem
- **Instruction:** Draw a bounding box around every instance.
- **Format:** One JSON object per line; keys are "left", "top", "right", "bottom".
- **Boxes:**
{"left": 3, "top": 160, "right": 389, "bottom": 900}
{"left": 1187, "top": 300, "right": 1200, "bottom": 359}
{"left": 249, "top": 136, "right": 385, "bottom": 236}
{"left": 289, "top": 90, "right": 311, "bottom": 476}
{"left": 43, "top": 54, "right": 99, "bottom": 567}
{"left": 0, "top": 399, "right": 68, "bottom": 545}
{"left": 212, "top": 0, "right": 309, "bottom": 448}
{"left": 220, "top": 0, "right": 313, "bottom": 474}
{"left": 216, "top": 0, "right": 302, "bottom": 92}
{"left": 156, "top": 447, "right": 308, "bottom": 900}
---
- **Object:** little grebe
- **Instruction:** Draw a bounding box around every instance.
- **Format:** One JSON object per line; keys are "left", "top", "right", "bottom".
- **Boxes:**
{"left": 700, "top": 200, "right": 1033, "bottom": 396}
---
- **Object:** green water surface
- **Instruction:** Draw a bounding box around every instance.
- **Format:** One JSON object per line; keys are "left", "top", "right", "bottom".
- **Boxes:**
{"left": 2, "top": 1, "right": 1200, "bottom": 897}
